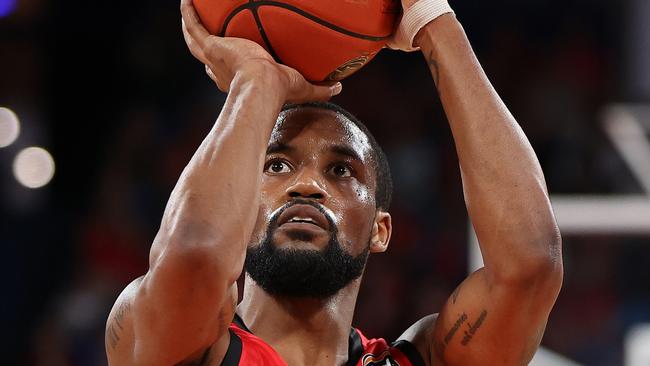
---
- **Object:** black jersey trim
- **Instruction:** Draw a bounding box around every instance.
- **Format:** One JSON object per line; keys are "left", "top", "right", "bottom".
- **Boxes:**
{"left": 229, "top": 315, "right": 365, "bottom": 366}
{"left": 347, "top": 328, "right": 364, "bottom": 366}
{"left": 391, "top": 340, "right": 426, "bottom": 366}
{"left": 219, "top": 329, "right": 243, "bottom": 366}
{"left": 233, "top": 313, "right": 252, "bottom": 333}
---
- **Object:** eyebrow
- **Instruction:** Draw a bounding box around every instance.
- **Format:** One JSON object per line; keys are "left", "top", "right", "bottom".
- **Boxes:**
{"left": 330, "top": 144, "right": 364, "bottom": 163}
{"left": 266, "top": 142, "right": 294, "bottom": 155}
{"left": 266, "top": 142, "right": 364, "bottom": 163}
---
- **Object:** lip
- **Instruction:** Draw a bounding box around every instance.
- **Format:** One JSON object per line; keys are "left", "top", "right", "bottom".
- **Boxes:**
{"left": 277, "top": 204, "right": 330, "bottom": 231}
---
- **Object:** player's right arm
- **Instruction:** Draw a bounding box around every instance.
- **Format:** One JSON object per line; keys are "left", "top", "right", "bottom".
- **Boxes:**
{"left": 105, "top": 1, "right": 340, "bottom": 364}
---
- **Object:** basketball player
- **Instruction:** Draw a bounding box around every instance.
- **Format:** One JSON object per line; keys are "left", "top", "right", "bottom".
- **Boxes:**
{"left": 105, "top": 0, "right": 563, "bottom": 364}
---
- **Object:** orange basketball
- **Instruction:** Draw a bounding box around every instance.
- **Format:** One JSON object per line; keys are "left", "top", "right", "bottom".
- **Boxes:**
{"left": 193, "top": 0, "right": 400, "bottom": 81}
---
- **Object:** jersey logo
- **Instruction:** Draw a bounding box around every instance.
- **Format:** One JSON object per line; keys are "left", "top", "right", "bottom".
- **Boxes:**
{"left": 362, "top": 350, "right": 400, "bottom": 366}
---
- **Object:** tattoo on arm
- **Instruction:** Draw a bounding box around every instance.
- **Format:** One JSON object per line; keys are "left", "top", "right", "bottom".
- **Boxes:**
{"left": 437, "top": 309, "right": 488, "bottom": 355}
{"left": 438, "top": 282, "right": 464, "bottom": 354}
{"left": 426, "top": 50, "right": 441, "bottom": 87}
{"left": 106, "top": 302, "right": 131, "bottom": 351}
{"left": 443, "top": 312, "right": 467, "bottom": 349}
{"left": 461, "top": 310, "right": 488, "bottom": 346}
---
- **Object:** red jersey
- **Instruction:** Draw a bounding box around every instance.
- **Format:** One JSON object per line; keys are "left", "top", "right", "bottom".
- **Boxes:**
{"left": 220, "top": 314, "right": 425, "bottom": 366}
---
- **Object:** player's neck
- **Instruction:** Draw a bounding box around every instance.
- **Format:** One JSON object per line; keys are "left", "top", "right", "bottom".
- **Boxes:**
{"left": 237, "top": 274, "right": 361, "bottom": 366}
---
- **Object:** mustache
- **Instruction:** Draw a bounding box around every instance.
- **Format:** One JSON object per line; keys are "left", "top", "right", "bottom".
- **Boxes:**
{"left": 268, "top": 199, "right": 337, "bottom": 233}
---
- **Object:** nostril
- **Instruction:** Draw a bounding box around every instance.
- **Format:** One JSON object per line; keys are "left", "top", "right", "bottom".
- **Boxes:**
{"left": 287, "top": 191, "right": 324, "bottom": 200}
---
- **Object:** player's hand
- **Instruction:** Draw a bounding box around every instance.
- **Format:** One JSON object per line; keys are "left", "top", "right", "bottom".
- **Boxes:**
{"left": 180, "top": 0, "right": 341, "bottom": 102}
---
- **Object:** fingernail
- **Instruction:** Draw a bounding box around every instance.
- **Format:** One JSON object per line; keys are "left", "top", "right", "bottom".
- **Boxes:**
{"left": 331, "top": 82, "right": 342, "bottom": 96}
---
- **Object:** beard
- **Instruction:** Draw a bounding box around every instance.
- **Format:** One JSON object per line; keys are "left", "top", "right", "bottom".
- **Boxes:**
{"left": 244, "top": 200, "right": 369, "bottom": 299}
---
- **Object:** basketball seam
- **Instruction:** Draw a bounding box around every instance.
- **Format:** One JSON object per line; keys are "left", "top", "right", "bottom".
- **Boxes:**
{"left": 220, "top": 0, "right": 391, "bottom": 41}
{"left": 249, "top": 1, "right": 283, "bottom": 64}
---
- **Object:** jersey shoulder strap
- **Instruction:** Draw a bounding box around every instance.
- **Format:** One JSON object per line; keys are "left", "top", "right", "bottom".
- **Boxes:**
{"left": 351, "top": 328, "right": 426, "bottom": 366}
{"left": 220, "top": 314, "right": 287, "bottom": 366}
{"left": 220, "top": 315, "right": 425, "bottom": 366}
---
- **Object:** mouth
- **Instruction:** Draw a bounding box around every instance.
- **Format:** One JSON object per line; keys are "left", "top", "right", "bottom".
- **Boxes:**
{"left": 277, "top": 203, "right": 330, "bottom": 232}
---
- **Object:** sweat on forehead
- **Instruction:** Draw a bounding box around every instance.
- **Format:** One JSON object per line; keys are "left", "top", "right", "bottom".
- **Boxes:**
{"left": 269, "top": 107, "right": 373, "bottom": 158}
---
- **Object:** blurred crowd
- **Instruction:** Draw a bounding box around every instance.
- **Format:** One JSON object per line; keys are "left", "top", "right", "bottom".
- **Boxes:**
{"left": 2, "top": 0, "right": 649, "bottom": 365}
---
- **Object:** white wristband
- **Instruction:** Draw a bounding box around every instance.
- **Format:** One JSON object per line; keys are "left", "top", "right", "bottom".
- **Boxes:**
{"left": 388, "top": 0, "right": 454, "bottom": 52}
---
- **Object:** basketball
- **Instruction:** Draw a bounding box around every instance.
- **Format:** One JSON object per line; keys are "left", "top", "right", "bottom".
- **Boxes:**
{"left": 193, "top": 0, "right": 401, "bottom": 81}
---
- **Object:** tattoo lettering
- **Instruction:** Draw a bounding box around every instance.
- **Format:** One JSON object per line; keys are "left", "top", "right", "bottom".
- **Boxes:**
{"left": 106, "top": 302, "right": 131, "bottom": 351}
{"left": 426, "top": 50, "right": 441, "bottom": 87}
{"left": 107, "top": 324, "right": 120, "bottom": 351}
{"left": 461, "top": 310, "right": 487, "bottom": 346}
{"left": 444, "top": 312, "right": 467, "bottom": 346}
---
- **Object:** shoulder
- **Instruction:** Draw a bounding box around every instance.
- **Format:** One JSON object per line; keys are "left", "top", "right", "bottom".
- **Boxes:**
{"left": 107, "top": 276, "right": 143, "bottom": 326}
{"left": 106, "top": 276, "right": 233, "bottom": 366}
{"left": 105, "top": 276, "right": 143, "bottom": 364}
{"left": 395, "top": 314, "right": 440, "bottom": 366}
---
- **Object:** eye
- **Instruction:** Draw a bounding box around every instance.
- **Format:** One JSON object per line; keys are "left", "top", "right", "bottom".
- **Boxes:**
{"left": 328, "top": 163, "right": 352, "bottom": 178}
{"left": 265, "top": 159, "right": 292, "bottom": 174}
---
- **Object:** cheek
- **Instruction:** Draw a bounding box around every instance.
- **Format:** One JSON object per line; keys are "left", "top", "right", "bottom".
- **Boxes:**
{"left": 338, "top": 179, "right": 374, "bottom": 209}
{"left": 354, "top": 185, "right": 372, "bottom": 205}
{"left": 334, "top": 181, "right": 376, "bottom": 243}
{"left": 248, "top": 205, "right": 268, "bottom": 246}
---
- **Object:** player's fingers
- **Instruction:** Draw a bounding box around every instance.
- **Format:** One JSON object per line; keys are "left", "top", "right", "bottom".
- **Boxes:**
{"left": 182, "top": 20, "right": 208, "bottom": 63}
{"left": 283, "top": 68, "right": 342, "bottom": 102}
{"left": 180, "top": 0, "right": 210, "bottom": 46}
{"left": 288, "top": 78, "right": 342, "bottom": 103}
{"left": 311, "top": 80, "right": 343, "bottom": 100}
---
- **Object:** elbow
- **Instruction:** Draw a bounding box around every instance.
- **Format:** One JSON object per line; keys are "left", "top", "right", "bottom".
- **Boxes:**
{"left": 523, "top": 246, "right": 563, "bottom": 293}
{"left": 535, "top": 222, "right": 563, "bottom": 287}
{"left": 495, "top": 228, "right": 563, "bottom": 292}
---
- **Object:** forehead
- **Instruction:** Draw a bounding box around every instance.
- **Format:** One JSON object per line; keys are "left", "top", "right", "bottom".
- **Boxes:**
{"left": 269, "top": 108, "right": 373, "bottom": 161}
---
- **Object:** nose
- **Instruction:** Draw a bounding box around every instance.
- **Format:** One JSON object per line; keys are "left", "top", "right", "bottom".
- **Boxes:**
{"left": 285, "top": 169, "right": 329, "bottom": 202}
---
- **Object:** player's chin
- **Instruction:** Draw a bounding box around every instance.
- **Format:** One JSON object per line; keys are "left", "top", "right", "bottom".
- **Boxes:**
{"left": 273, "top": 225, "right": 330, "bottom": 250}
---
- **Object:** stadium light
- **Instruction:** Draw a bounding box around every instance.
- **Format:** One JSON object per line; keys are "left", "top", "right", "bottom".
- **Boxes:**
{"left": 13, "top": 146, "right": 56, "bottom": 189}
{"left": 0, "top": 107, "right": 20, "bottom": 148}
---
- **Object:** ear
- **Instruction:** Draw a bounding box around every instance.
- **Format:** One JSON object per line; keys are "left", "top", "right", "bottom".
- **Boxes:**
{"left": 369, "top": 210, "right": 392, "bottom": 253}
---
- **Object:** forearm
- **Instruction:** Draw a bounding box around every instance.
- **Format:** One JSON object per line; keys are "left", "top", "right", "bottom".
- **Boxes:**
{"left": 418, "top": 15, "right": 561, "bottom": 278}
{"left": 152, "top": 71, "right": 284, "bottom": 274}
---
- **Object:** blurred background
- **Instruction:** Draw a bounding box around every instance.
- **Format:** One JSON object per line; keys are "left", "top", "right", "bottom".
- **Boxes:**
{"left": 1, "top": 0, "right": 649, "bottom": 364}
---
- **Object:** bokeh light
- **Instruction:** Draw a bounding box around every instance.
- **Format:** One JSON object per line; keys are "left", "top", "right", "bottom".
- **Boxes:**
{"left": 0, "top": 107, "right": 20, "bottom": 147}
{"left": 0, "top": 0, "right": 16, "bottom": 17}
{"left": 13, "top": 146, "right": 56, "bottom": 188}
{"left": 626, "top": 324, "right": 650, "bottom": 366}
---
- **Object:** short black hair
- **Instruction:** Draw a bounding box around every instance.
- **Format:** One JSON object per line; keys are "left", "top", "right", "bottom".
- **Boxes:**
{"left": 281, "top": 102, "right": 393, "bottom": 211}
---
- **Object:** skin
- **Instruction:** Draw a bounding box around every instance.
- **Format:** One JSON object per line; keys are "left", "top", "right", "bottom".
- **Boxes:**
{"left": 239, "top": 108, "right": 391, "bottom": 365}
{"left": 105, "top": 0, "right": 563, "bottom": 365}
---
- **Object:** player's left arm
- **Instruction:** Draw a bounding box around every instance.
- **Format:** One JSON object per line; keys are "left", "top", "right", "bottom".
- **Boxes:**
{"left": 400, "top": 13, "right": 563, "bottom": 366}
